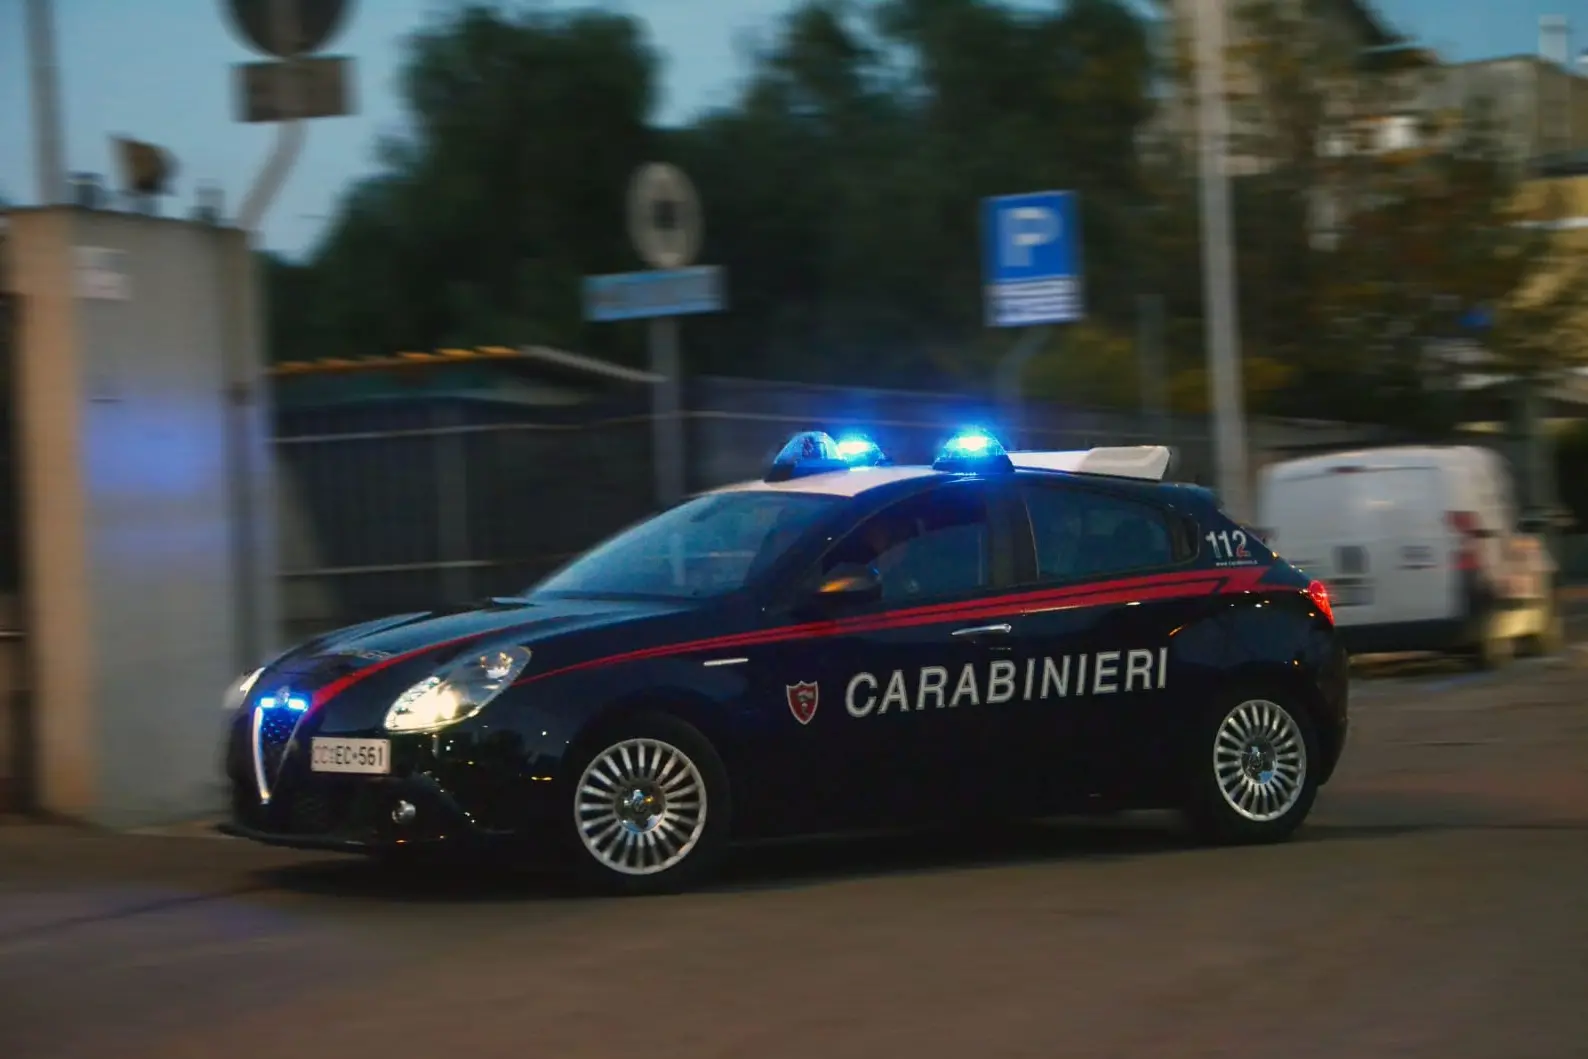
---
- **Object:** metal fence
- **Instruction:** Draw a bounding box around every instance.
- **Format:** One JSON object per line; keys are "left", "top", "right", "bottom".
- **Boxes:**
{"left": 273, "top": 374, "right": 1403, "bottom": 642}
{"left": 275, "top": 391, "right": 658, "bottom": 643}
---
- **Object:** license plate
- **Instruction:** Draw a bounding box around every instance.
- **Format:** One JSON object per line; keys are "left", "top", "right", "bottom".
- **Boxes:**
{"left": 310, "top": 737, "right": 391, "bottom": 775}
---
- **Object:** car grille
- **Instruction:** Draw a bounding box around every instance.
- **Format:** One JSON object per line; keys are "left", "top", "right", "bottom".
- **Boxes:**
{"left": 281, "top": 783, "right": 374, "bottom": 837}
{"left": 256, "top": 706, "right": 300, "bottom": 785}
{"left": 287, "top": 788, "right": 337, "bottom": 834}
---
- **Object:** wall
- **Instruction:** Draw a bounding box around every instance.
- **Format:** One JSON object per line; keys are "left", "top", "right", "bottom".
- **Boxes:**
{"left": 5, "top": 207, "right": 278, "bottom": 826}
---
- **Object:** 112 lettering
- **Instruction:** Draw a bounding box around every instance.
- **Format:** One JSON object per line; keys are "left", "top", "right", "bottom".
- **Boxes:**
{"left": 1206, "top": 529, "right": 1249, "bottom": 561}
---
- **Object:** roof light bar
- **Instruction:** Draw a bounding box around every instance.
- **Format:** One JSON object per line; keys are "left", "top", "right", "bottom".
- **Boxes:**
{"left": 932, "top": 429, "right": 1014, "bottom": 474}
{"left": 765, "top": 430, "right": 889, "bottom": 482}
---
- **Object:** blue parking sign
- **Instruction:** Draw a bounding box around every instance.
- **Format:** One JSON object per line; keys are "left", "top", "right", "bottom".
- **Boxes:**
{"left": 980, "top": 191, "right": 1084, "bottom": 327}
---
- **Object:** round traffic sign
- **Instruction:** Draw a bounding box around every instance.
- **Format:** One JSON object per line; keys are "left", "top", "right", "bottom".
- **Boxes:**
{"left": 627, "top": 163, "right": 702, "bottom": 270}
{"left": 222, "top": 0, "right": 353, "bottom": 59}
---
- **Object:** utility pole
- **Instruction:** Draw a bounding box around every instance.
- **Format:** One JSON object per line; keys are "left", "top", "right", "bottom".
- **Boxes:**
{"left": 1192, "top": 0, "right": 1251, "bottom": 517}
{"left": 25, "top": 0, "right": 67, "bottom": 205}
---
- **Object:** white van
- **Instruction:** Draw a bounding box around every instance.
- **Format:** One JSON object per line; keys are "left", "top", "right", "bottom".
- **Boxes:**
{"left": 1256, "top": 445, "right": 1561, "bottom": 666}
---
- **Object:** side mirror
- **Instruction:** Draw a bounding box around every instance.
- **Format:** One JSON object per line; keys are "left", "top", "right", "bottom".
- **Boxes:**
{"left": 809, "top": 563, "right": 882, "bottom": 607}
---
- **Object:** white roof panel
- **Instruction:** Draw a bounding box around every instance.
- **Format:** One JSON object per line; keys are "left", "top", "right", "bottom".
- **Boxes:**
{"left": 708, "top": 465, "right": 941, "bottom": 498}
{"left": 1010, "top": 445, "right": 1173, "bottom": 481}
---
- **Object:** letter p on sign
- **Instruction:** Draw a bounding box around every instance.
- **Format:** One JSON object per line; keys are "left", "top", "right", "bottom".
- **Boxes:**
{"left": 1002, "top": 206, "right": 1060, "bottom": 267}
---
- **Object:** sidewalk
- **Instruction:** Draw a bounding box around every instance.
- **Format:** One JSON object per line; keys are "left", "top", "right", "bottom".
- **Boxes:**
{"left": 0, "top": 818, "right": 332, "bottom": 892}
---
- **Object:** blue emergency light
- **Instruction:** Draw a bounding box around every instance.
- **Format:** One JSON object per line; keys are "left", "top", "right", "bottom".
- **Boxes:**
{"left": 764, "top": 430, "right": 889, "bottom": 482}
{"left": 932, "top": 428, "right": 1013, "bottom": 473}
{"left": 833, "top": 434, "right": 886, "bottom": 464}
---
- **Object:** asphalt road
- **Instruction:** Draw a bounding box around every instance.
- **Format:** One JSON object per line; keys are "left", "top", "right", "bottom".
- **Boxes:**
{"left": 3, "top": 653, "right": 1586, "bottom": 1059}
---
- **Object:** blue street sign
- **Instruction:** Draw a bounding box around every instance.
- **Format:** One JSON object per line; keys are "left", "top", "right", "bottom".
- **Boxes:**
{"left": 582, "top": 266, "right": 726, "bottom": 323}
{"left": 980, "top": 191, "right": 1084, "bottom": 328}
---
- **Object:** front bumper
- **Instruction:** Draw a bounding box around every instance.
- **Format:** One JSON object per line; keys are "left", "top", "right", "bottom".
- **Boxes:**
{"left": 226, "top": 768, "right": 524, "bottom": 854}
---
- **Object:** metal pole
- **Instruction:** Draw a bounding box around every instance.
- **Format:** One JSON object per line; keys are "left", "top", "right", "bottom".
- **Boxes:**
{"left": 650, "top": 317, "right": 685, "bottom": 507}
{"left": 24, "top": 0, "right": 67, "bottom": 205}
{"left": 236, "top": 0, "right": 306, "bottom": 231}
{"left": 995, "top": 326, "right": 1051, "bottom": 448}
{"left": 227, "top": 0, "right": 302, "bottom": 669}
{"left": 1192, "top": 0, "right": 1251, "bottom": 518}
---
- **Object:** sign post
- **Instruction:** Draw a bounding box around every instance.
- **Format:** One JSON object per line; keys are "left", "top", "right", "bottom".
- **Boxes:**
{"left": 981, "top": 190, "right": 1084, "bottom": 445}
{"left": 223, "top": 0, "right": 358, "bottom": 231}
{"left": 583, "top": 163, "right": 727, "bottom": 509}
{"left": 219, "top": 0, "right": 357, "bottom": 667}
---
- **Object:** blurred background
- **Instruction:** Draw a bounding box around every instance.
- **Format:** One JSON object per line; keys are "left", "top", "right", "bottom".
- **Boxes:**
{"left": 1, "top": 0, "right": 1586, "bottom": 822}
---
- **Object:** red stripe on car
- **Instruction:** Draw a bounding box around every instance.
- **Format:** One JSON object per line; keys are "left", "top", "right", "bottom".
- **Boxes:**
{"left": 515, "top": 564, "right": 1272, "bottom": 687}
{"left": 308, "top": 631, "right": 496, "bottom": 710}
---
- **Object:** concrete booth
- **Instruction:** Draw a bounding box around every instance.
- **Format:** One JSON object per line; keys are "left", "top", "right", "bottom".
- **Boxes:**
{"left": 0, "top": 205, "right": 280, "bottom": 826}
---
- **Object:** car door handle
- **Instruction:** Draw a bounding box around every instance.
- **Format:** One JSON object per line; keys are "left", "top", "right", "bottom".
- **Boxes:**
{"left": 951, "top": 623, "right": 1013, "bottom": 639}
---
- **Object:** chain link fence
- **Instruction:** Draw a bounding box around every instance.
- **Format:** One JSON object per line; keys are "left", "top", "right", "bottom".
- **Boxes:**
{"left": 273, "top": 373, "right": 1402, "bottom": 641}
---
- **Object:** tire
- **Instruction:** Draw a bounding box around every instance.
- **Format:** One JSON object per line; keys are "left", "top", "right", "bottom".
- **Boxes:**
{"left": 1183, "top": 688, "right": 1321, "bottom": 846}
{"left": 1517, "top": 595, "right": 1565, "bottom": 658}
{"left": 1465, "top": 616, "right": 1513, "bottom": 671}
{"left": 562, "top": 711, "right": 732, "bottom": 896}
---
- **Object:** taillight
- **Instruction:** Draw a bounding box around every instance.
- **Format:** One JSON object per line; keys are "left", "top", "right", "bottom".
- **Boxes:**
{"left": 1447, "top": 510, "right": 1480, "bottom": 570}
{"left": 1307, "top": 580, "right": 1335, "bottom": 625}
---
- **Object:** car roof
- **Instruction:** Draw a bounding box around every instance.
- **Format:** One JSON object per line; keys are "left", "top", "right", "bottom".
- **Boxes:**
{"left": 709, "top": 465, "right": 941, "bottom": 498}
{"left": 709, "top": 464, "right": 1190, "bottom": 504}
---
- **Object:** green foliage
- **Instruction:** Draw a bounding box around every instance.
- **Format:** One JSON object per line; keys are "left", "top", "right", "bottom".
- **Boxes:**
{"left": 270, "top": 0, "right": 1160, "bottom": 395}
{"left": 272, "top": 3, "right": 660, "bottom": 366}
{"left": 267, "top": 0, "right": 1582, "bottom": 432}
{"left": 1142, "top": 0, "right": 1588, "bottom": 428}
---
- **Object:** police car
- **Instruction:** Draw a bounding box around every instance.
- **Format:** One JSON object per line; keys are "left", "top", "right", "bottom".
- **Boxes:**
{"left": 221, "top": 429, "right": 1348, "bottom": 894}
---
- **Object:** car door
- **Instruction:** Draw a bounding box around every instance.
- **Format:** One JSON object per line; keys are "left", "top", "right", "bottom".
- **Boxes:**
{"left": 746, "top": 479, "right": 1020, "bottom": 835}
{"left": 1001, "top": 478, "right": 1199, "bottom": 812}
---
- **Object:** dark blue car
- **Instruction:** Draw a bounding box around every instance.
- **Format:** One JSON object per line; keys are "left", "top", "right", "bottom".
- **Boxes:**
{"left": 221, "top": 429, "right": 1348, "bottom": 894}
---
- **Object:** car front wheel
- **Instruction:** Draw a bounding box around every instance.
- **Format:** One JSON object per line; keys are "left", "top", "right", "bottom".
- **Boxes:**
{"left": 1184, "top": 691, "right": 1320, "bottom": 845}
{"left": 564, "top": 712, "right": 731, "bottom": 896}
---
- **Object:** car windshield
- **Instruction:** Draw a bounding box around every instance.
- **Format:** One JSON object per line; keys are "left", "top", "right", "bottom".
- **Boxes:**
{"left": 529, "top": 490, "right": 841, "bottom": 599}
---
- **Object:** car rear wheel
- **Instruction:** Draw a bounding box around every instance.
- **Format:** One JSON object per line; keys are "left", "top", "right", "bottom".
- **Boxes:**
{"left": 1184, "top": 691, "right": 1320, "bottom": 845}
{"left": 564, "top": 712, "right": 731, "bottom": 896}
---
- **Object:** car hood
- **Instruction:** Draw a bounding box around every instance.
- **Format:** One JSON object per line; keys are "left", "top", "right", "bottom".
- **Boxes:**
{"left": 274, "top": 596, "right": 691, "bottom": 688}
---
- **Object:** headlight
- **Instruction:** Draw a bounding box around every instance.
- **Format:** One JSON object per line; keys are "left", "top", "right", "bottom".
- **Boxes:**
{"left": 383, "top": 646, "right": 532, "bottom": 734}
{"left": 223, "top": 667, "right": 265, "bottom": 713}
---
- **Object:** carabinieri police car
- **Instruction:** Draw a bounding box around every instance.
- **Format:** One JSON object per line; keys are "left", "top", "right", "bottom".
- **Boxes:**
{"left": 221, "top": 429, "right": 1348, "bottom": 894}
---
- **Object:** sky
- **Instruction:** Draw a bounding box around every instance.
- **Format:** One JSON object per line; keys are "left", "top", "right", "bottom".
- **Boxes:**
{"left": 0, "top": 0, "right": 1579, "bottom": 259}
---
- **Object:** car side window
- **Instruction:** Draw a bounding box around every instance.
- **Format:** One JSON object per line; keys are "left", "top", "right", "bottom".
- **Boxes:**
{"left": 821, "top": 485, "right": 990, "bottom": 603}
{"left": 1021, "top": 483, "right": 1177, "bottom": 581}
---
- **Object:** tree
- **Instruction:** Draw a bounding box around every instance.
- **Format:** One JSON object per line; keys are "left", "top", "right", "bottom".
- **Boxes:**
{"left": 277, "top": 0, "right": 1162, "bottom": 399}
{"left": 1145, "top": 0, "right": 1588, "bottom": 428}
{"left": 273, "top": 4, "right": 661, "bottom": 366}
